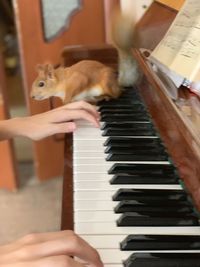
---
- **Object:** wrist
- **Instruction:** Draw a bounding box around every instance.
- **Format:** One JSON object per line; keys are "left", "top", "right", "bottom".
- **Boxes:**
{"left": 0, "top": 118, "right": 16, "bottom": 140}
{"left": 0, "top": 117, "right": 28, "bottom": 140}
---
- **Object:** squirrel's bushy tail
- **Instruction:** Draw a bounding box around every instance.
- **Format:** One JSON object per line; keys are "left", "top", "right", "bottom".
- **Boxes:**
{"left": 111, "top": 9, "right": 141, "bottom": 87}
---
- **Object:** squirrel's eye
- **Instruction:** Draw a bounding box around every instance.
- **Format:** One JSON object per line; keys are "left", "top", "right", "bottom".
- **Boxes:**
{"left": 38, "top": 81, "right": 45, "bottom": 87}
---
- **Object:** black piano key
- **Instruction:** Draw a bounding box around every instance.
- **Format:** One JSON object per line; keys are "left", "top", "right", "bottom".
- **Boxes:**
{"left": 102, "top": 128, "right": 156, "bottom": 136}
{"left": 108, "top": 163, "right": 177, "bottom": 176}
{"left": 112, "top": 189, "right": 187, "bottom": 201}
{"left": 101, "top": 122, "right": 153, "bottom": 131}
{"left": 106, "top": 153, "right": 168, "bottom": 161}
{"left": 100, "top": 109, "right": 147, "bottom": 115}
{"left": 124, "top": 253, "right": 200, "bottom": 267}
{"left": 114, "top": 200, "right": 193, "bottom": 214}
{"left": 98, "top": 98, "right": 142, "bottom": 106}
{"left": 121, "top": 235, "right": 200, "bottom": 250}
{"left": 104, "top": 137, "right": 163, "bottom": 147}
{"left": 113, "top": 197, "right": 189, "bottom": 208}
{"left": 110, "top": 174, "right": 179, "bottom": 184}
{"left": 117, "top": 212, "right": 199, "bottom": 226}
{"left": 101, "top": 113, "right": 149, "bottom": 122}
{"left": 99, "top": 104, "right": 146, "bottom": 112}
{"left": 105, "top": 146, "right": 165, "bottom": 154}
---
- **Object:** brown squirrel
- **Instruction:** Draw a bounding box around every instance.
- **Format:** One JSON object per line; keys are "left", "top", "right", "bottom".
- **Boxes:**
{"left": 31, "top": 61, "right": 120, "bottom": 103}
{"left": 31, "top": 10, "right": 140, "bottom": 104}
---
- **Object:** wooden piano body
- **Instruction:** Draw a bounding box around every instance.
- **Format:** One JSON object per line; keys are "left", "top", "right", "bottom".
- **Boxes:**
{"left": 61, "top": 0, "right": 200, "bottom": 231}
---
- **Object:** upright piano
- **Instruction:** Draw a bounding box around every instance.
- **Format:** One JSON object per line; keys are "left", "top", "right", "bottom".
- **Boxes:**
{"left": 61, "top": 1, "right": 200, "bottom": 266}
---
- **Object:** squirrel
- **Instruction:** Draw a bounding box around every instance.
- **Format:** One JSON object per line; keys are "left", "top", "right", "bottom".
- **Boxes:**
{"left": 31, "top": 10, "right": 140, "bottom": 104}
{"left": 31, "top": 61, "right": 120, "bottom": 103}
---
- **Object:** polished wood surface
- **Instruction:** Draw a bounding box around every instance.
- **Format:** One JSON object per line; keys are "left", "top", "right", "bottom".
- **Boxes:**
{"left": 61, "top": 133, "right": 73, "bottom": 230}
{"left": 156, "top": 0, "right": 185, "bottom": 10}
{"left": 135, "top": 1, "right": 177, "bottom": 50}
{"left": 103, "top": 0, "right": 120, "bottom": 43}
{"left": 62, "top": 44, "right": 118, "bottom": 68}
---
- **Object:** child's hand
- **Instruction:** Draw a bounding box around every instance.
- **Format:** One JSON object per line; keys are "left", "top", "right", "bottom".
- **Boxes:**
{"left": 0, "top": 101, "right": 100, "bottom": 141}
{"left": 0, "top": 230, "right": 103, "bottom": 267}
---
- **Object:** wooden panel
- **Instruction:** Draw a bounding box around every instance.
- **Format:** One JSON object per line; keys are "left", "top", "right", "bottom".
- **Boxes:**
{"left": 0, "top": 53, "right": 18, "bottom": 190}
{"left": 156, "top": 0, "right": 185, "bottom": 11}
{"left": 13, "top": 0, "right": 106, "bottom": 180}
{"left": 61, "top": 133, "right": 73, "bottom": 230}
{"left": 62, "top": 44, "right": 118, "bottom": 68}
{"left": 103, "top": 0, "right": 120, "bottom": 43}
{"left": 136, "top": 1, "right": 177, "bottom": 50}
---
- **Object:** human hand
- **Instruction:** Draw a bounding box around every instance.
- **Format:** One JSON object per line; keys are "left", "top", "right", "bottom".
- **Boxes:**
{"left": 0, "top": 230, "right": 103, "bottom": 267}
{"left": 1, "top": 101, "right": 100, "bottom": 141}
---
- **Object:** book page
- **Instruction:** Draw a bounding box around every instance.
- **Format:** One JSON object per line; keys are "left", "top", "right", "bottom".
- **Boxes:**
{"left": 151, "top": 0, "right": 200, "bottom": 82}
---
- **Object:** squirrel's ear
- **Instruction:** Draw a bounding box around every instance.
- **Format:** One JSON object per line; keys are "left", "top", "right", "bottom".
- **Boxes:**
{"left": 36, "top": 64, "right": 45, "bottom": 73}
{"left": 46, "top": 64, "right": 55, "bottom": 79}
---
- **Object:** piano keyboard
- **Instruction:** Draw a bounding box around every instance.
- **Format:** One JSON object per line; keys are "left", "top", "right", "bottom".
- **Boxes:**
{"left": 73, "top": 88, "right": 200, "bottom": 267}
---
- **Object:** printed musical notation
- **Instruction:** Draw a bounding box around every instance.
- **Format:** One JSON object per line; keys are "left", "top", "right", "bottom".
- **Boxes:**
{"left": 151, "top": 0, "right": 200, "bottom": 82}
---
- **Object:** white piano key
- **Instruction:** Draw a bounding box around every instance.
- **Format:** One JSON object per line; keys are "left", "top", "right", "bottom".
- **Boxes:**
{"left": 74, "top": 138, "right": 106, "bottom": 143}
{"left": 73, "top": 173, "right": 111, "bottom": 180}
{"left": 74, "top": 136, "right": 107, "bottom": 140}
{"left": 74, "top": 191, "right": 114, "bottom": 200}
{"left": 74, "top": 200, "right": 116, "bottom": 211}
{"left": 74, "top": 157, "right": 171, "bottom": 164}
{"left": 76, "top": 120, "right": 102, "bottom": 127}
{"left": 80, "top": 235, "right": 123, "bottom": 249}
{"left": 75, "top": 210, "right": 119, "bottom": 222}
{"left": 75, "top": 127, "right": 102, "bottom": 133}
{"left": 74, "top": 164, "right": 109, "bottom": 173}
{"left": 73, "top": 143, "right": 104, "bottom": 150}
{"left": 75, "top": 222, "right": 200, "bottom": 235}
{"left": 73, "top": 180, "right": 182, "bottom": 190}
{"left": 77, "top": 249, "right": 132, "bottom": 264}
{"left": 80, "top": 249, "right": 200, "bottom": 265}
{"left": 75, "top": 158, "right": 110, "bottom": 164}
{"left": 74, "top": 151, "right": 105, "bottom": 158}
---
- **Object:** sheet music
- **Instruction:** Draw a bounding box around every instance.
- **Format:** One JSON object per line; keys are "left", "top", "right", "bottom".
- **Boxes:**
{"left": 151, "top": 0, "right": 200, "bottom": 82}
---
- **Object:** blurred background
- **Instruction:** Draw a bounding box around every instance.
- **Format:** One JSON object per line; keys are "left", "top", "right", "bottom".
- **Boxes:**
{"left": 0, "top": 0, "right": 152, "bottom": 244}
